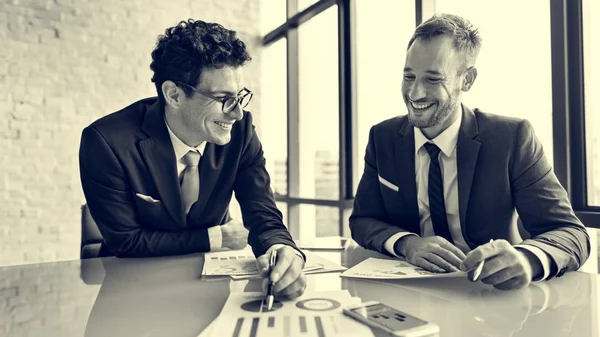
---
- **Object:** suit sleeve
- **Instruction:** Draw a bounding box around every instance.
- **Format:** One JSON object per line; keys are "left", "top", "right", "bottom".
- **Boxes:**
{"left": 233, "top": 114, "right": 305, "bottom": 260}
{"left": 349, "top": 127, "right": 415, "bottom": 256}
{"left": 510, "top": 120, "right": 590, "bottom": 278}
{"left": 79, "top": 126, "right": 211, "bottom": 257}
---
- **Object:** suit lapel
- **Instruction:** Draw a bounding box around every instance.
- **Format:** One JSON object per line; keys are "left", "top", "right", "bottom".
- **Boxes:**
{"left": 139, "top": 101, "right": 186, "bottom": 229}
{"left": 394, "top": 118, "right": 420, "bottom": 232}
{"left": 456, "top": 105, "right": 481, "bottom": 245}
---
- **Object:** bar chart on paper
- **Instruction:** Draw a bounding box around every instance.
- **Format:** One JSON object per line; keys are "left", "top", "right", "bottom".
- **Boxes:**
{"left": 227, "top": 314, "right": 346, "bottom": 337}
{"left": 203, "top": 291, "right": 374, "bottom": 337}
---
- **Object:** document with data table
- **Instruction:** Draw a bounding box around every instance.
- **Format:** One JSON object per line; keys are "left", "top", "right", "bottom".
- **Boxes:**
{"left": 340, "top": 257, "right": 466, "bottom": 280}
{"left": 202, "top": 248, "right": 346, "bottom": 279}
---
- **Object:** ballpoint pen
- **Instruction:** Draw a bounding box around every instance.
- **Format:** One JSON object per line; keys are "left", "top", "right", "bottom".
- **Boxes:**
{"left": 265, "top": 249, "right": 277, "bottom": 311}
{"left": 472, "top": 239, "right": 494, "bottom": 281}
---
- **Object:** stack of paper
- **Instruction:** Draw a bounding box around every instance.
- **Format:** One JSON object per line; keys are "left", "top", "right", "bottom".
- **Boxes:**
{"left": 340, "top": 257, "right": 466, "bottom": 280}
{"left": 202, "top": 248, "right": 346, "bottom": 280}
{"left": 198, "top": 290, "right": 374, "bottom": 337}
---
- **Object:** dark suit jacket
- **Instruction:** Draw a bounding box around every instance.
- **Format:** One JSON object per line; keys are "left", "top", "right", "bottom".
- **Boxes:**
{"left": 79, "top": 97, "right": 300, "bottom": 258}
{"left": 349, "top": 105, "right": 590, "bottom": 279}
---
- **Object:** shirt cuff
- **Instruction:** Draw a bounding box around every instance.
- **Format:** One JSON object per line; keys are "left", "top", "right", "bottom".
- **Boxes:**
{"left": 208, "top": 225, "right": 223, "bottom": 251}
{"left": 514, "top": 244, "right": 551, "bottom": 282}
{"left": 266, "top": 244, "right": 305, "bottom": 260}
{"left": 384, "top": 232, "right": 419, "bottom": 257}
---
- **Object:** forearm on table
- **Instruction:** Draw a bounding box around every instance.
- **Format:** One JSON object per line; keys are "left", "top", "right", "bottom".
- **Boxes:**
{"left": 350, "top": 216, "right": 414, "bottom": 256}
{"left": 249, "top": 227, "right": 304, "bottom": 260}
{"left": 518, "top": 225, "right": 590, "bottom": 277}
{"left": 389, "top": 233, "right": 420, "bottom": 257}
{"left": 101, "top": 225, "right": 211, "bottom": 257}
{"left": 515, "top": 245, "right": 548, "bottom": 281}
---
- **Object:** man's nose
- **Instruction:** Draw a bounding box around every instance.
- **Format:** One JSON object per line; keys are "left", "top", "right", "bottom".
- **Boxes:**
{"left": 228, "top": 104, "right": 244, "bottom": 121}
{"left": 408, "top": 81, "right": 427, "bottom": 101}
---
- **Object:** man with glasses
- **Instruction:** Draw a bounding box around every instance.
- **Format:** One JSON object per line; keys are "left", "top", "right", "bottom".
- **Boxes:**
{"left": 79, "top": 19, "right": 307, "bottom": 300}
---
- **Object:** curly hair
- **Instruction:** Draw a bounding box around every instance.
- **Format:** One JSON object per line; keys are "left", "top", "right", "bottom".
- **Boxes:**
{"left": 407, "top": 13, "right": 482, "bottom": 69}
{"left": 150, "top": 19, "right": 252, "bottom": 107}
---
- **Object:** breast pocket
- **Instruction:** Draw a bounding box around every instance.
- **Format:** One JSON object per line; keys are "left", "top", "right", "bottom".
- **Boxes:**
{"left": 133, "top": 194, "right": 174, "bottom": 230}
{"left": 378, "top": 175, "right": 399, "bottom": 192}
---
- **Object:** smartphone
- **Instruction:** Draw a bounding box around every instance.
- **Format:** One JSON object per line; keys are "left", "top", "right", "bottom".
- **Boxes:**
{"left": 343, "top": 301, "right": 439, "bottom": 337}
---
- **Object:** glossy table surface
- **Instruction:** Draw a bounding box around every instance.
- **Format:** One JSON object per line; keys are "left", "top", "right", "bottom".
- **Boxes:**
{"left": 0, "top": 247, "right": 598, "bottom": 337}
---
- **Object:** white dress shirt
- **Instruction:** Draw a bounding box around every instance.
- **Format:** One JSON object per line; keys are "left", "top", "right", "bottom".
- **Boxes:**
{"left": 383, "top": 112, "right": 551, "bottom": 281}
{"left": 164, "top": 118, "right": 303, "bottom": 259}
{"left": 164, "top": 119, "right": 222, "bottom": 251}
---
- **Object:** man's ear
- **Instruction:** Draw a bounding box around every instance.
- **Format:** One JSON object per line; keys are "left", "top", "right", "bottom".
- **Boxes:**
{"left": 462, "top": 67, "right": 478, "bottom": 92}
{"left": 162, "top": 81, "right": 181, "bottom": 108}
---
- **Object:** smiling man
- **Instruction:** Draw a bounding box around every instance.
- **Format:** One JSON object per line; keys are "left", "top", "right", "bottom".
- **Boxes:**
{"left": 349, "top": 14, "right": 589, "bottom": 291}
{"left": 79, "top": 19, "right": 306, "bottom": 299}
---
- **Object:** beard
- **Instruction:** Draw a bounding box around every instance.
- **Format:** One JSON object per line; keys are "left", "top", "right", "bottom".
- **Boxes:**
{"left": 407, "top": 95, "right": 460, "bottom": 129}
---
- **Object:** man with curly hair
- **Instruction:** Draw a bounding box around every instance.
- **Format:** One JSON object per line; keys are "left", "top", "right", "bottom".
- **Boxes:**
{"left": 350, "top": 14, "right": 590, "bottom": 291}
{"left": 79, "top": 19, "right": 306, "bottom": 299}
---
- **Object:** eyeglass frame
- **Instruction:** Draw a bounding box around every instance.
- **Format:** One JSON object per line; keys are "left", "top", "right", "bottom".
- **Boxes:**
{"left": 173, "top": 81, "right": 253, "bottom": 114}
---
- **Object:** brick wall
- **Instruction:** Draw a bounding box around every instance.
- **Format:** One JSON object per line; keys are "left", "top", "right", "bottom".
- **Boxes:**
{"left": 0, "top": 0, "right": 262, "bottom": 267}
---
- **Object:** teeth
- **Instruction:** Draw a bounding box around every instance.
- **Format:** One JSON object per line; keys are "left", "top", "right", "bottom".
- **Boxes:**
{"left": 411, "top": 101, "right": 434, "bottom": 110}
{"left": 214, "top": 121, "right": 232, "bottom": 128}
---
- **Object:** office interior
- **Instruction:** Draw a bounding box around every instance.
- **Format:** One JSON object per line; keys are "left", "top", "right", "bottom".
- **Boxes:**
{"left": 1, "top": 0, "right": 599, "bottom": 336}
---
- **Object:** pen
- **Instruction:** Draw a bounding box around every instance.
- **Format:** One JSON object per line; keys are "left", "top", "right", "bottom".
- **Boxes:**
{"left": 472, "top": 239, "right": 494, "bottom": 281}
{"left": 265, "top": 249, "right": 277, "bottom": 310}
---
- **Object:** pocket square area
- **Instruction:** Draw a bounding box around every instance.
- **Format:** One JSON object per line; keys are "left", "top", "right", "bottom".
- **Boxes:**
{"left": 135, "top": 193, "right": 160, "bottom": 203}
{"left": 378, "top": 175, "right": 399, "bottom": 192}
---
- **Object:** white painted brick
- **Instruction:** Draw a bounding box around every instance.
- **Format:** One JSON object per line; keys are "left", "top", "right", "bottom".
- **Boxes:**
{"left": 1, "top": 0, "right": 262, "bottom": 279}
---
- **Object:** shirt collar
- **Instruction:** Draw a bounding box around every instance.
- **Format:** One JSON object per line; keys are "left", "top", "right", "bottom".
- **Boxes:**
{"left": 164, "top": 116, "right": 206, "bottom": 161}
{"left": 414, "top": 108, "right": 463, "bottom": 157}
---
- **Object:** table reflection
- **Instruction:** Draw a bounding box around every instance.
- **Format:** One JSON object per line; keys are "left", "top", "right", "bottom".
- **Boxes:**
{"left": 0, "top": 249, "right": 595, "bottom": 337}
{"left": 83, "top": 254, "right": 229, "bottom": 337}
{"left": 344, "top": 271, "right": 595, "bottom": 337}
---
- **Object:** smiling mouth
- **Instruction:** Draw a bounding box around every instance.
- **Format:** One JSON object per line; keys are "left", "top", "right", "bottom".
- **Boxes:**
{"left": 410, "top": 101, "right": 435, "bottom": 111}
{"left": 214, "top": 121, "right": 233, "bottom": 129}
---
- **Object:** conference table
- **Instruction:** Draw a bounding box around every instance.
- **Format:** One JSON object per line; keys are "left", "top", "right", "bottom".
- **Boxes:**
{"left": 0, "top": 243, "right": 598, "bottom": 337}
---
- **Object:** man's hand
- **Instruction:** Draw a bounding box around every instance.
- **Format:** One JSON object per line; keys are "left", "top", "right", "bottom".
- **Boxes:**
{"left": 460, "top": 240, "right": 534, "bottom": 291}
{"left": 397, "top": 236, "right": 466, "bottom": 273}
{"left": 221, "top": 218, "right": 249, "bottom": 250}
{"left": 256, "top": 245, "right": 306, "bottom": 300}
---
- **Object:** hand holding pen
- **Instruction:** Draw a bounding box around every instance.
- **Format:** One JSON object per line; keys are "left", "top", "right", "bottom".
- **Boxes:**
{"left": 472, "top": 239, "right": 494, "bottom": 281}
{"left": 460, "top": 239, "right": 536, "bottom": 291}
{"left": 255, "top": 245, "right": 307, "bottom": 303}
{"left": 264, "top": 249, "right": 277, "bottom": 310}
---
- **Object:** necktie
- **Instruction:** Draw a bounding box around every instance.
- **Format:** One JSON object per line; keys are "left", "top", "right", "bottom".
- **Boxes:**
{"left": 423, "top": 142, "right": 454, "bottom": 243}
{"left": 181, "top": 150, "right": 201, "bottom": 214}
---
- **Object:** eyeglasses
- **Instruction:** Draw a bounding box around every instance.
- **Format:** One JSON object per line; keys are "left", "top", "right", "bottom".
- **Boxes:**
{"left": 174, "top": 81, "right": 253, "bottom": 114}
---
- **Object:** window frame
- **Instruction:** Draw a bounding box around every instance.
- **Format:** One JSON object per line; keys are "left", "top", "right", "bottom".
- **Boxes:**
{"left": 550, "top": 0, "right": 600, "bottom": 226}
{"left": 262, "top": 0, "right": 357, "bottom": 239}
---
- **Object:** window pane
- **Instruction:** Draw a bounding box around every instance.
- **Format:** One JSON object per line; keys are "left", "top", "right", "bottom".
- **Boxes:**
{"left": 583, "top": 0, "right": 600, "bottom": 206}
{"left": 433, "top": 1, "right": 554, "bottom": 166}
{"left": 297, "top": 6, "right": 339, "bottom": 200}
{"left": 260, "top": 38, "right": 288, "bottom": 196}
{"left": 298, "top": 204, "right": 339, "bottom": 238}
{"left": 355, "top": 0, "right": 416, "bottom": 192}
{"left": 260, "top": 0, "right": 287, "bottom": 35}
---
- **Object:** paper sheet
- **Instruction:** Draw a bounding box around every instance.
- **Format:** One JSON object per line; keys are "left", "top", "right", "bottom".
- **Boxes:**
{"left": 203, "top": 249, "right": 258, "bottom": 276}
{"left": 340, "top": 257, "right": 466, "bottom": 280}
{"left": 203, "top": 290, "right": 373, "bottom": 337}
{"left": 202, "top": 249, "right": 346, "bottom": 279}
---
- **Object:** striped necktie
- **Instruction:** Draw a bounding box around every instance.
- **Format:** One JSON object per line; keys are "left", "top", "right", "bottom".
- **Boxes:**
{"left": 424, "top": 142, "right": 453, "bottom": 243}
